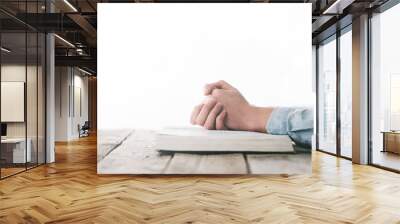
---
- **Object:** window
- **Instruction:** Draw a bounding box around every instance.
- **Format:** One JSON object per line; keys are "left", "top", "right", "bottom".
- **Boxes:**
{"left": 339, "top": 28, "right": 352, "bottom": 158}
{"left": 390, "top": 74, "right": 400, "bottom": 130}
{"left": 370, "top": 2, "right": 400, "bottom": 171}
{"left": 318, "top": 36, "right": 337, "bottom": 154}
{"left": 317, "top": 25, "right": 353, "bottom": 159}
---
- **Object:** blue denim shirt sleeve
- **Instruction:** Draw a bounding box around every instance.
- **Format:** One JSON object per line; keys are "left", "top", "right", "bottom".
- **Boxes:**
{"left": 266, "top": 107, "right": 313, "bottom": 148}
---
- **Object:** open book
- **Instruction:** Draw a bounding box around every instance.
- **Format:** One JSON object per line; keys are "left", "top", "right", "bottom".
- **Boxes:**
{"left": 155, "top": 127, "right": 294, "bottom": 153}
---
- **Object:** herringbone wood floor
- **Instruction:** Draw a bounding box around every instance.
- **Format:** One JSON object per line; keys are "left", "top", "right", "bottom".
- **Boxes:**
{"left": 1, "top": 135, "right": 400, "bottom": 224}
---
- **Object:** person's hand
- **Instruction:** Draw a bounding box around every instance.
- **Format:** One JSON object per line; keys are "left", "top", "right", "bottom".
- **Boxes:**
{"left": 203, "top": 80, "right": 272, "bottom": 132}
{"left": 190, "top": 80, "right": 272, "bottom": 132}
{"left": 190, "top": 96, "right": 228, "bottom": 130}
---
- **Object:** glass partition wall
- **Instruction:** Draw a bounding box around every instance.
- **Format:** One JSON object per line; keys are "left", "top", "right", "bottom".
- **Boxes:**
{"left": 316, "top": 26, "right": 352, "bottom": 159}
{"left": 0, "top": 31, "right": 27, "bottom": 177}
{"left": 0, "top": 4, "right": 46, "bottom": 179}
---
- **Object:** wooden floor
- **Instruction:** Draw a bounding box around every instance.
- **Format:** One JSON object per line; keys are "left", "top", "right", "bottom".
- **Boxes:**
{"left": 373, "top": 150, "right": 400, "bottom": 171}
{"left": 1, "top": 135, "right": 400, "bottom": 223}
{"left": 1, "top": 163, "right": 45, "bottom": 178}
{"left": 1, "top": 167, "right": 26, "bottom": 178}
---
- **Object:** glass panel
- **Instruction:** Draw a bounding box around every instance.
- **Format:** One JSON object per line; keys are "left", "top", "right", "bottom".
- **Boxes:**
{"left": 27, "top": 31, "right": 38, "bottom": 169}
{"left": 318, "top": 36, "right": 337, "bottom": 154}
{"left": 1, "top": 31, "right": 27, "bottom": 177}
{"left": 0, "top": 1, "right": 46, "bottom": 178}
{"left": 371, "top": 4, "right": 400, "bottom": 171}
{"left": 38, "top": 32, "right": 45, "bottom": 165}
{"left": 26, "top": 0, "right": 39, "bottom": 169}
{"left": 340, "top": 29, "right": 352, "bottom": 158}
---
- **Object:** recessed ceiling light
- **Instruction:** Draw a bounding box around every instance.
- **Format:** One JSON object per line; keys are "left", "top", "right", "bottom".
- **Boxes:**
{"left": 323, "top": 0, "right": 355, "bottom": 15}
{"left": 78, "top": 67, "right": 93, "bottom": 76}
{"left": 1, "top": 47, "right": 11, "bottom": 53}
{"left": 63, "top": 0, "right": 78, "bottom": 12}
{"left": 54, "top": 34, "right": 75, "bottom": 48}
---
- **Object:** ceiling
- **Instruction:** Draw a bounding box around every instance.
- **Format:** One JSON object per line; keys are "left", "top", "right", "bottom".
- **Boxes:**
{"left": 0, "top": 0, "right": 392, "bottom": 75}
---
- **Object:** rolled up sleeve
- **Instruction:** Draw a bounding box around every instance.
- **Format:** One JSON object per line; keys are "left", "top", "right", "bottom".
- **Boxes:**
{"left": 266, "top": 107, "right": 313, "bottom": 148}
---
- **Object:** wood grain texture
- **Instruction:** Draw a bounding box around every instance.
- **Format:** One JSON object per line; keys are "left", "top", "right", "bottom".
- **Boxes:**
{"left": 247, "top": 154, "right": 311, "bottom": 174}
{"left": 98, "top": 130, "right": 172, "bottom": 174}
{"left": 1, "top": 134, "right": 400, "bottom": 223}
{"left": 98, "top": 130, "right": 309, "bottom": 174}
{"left": 97, "top": 129, "right": 133, "bottom": 162}
{"left": 165, "top": 153, "right": 248, "bottom": 174}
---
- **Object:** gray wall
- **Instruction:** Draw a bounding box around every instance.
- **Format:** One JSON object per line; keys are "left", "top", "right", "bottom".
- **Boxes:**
{"left": 55, "top": 67, "right": 89, "bottom": 141}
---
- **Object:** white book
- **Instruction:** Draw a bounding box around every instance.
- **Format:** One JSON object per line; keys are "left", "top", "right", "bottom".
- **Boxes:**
{"left": 155, "top": 127, "right": 294, "bottom": 153}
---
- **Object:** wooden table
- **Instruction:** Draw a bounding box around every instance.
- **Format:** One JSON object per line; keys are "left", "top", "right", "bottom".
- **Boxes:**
{"left": 382, "top": 131, "right": 400, "bottom": 154}
{"left": 98, "top": 130, "right": 311, "bottom": 174}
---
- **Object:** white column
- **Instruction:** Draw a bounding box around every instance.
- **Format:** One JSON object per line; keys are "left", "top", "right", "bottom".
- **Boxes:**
{"left": 45, "top": 0, "right": 56, "bottom": 163}
{"left": 46, "top": 32, "right": 55, "bottom": 163}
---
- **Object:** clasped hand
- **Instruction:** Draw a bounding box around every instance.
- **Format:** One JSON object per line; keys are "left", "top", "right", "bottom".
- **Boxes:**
{"left": 190, "top": 80, "right": 271, "bottom": 133}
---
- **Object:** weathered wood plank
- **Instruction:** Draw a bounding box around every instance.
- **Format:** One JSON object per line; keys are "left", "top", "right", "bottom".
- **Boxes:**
{"left": 246, "top": 153, "right": 311, "bottom": 174}
{"left": 98, "top": 130, "right": 172, "bottom": 174}
{"left": 98, "top": 129, "right": 311, "bottom": 175}
{"left": 97, "top": 129, "right": 133, "bottom": 162}
{"left": 165, "top": 153, "right": 248, "bottom": 174}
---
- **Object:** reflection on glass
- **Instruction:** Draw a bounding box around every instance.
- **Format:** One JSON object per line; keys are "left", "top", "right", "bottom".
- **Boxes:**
{"left": 390, "top": 74, "right": 400, "bottom": 130}
{"left": 371, "top": 3, "right": 400, "bottom": 171}
{"left": 27, "top": 31, "right": 38, "bottom": 169}
{"left": 38, "top": 33, "right": 46, "bottom": 165}
{"left": 25, "top": 0, "right": 42, "bottom": 169}
{"left": 1, "top": 32, "right": 27, "bottom": 177}
{"left": 340, "top": 29, "right": 352, "bottom": 158}
{"left": 318, "top": 37, "right": 337, "bottom": 154}
{"left": 0, "top": 1, "right": 47, "bottom": 179}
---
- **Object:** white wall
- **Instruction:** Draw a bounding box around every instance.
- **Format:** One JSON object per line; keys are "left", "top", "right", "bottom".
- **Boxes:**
{"left": 1, "top": 65, "right": 26, "bottom": 139}
{"left": 72, "top": 73, "right": 89, "bottom": 138}
{"left": 55, "top": 67, "right": 89, "bottom": 141}
{"left": 1, "top": 65, "right": 40, "bottom": 138}
{"left": 98, "top": 4, "right": 313, "bottom": 130}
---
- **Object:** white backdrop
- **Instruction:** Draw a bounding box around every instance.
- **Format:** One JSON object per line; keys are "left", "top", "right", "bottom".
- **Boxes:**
{"left": 98, "top": 3, "right": 312, "bottom": 130}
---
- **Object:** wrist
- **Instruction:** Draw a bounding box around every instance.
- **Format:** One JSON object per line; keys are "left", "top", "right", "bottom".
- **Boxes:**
{"left": 245, "top": 106, "right": 273, "bottom": 133}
